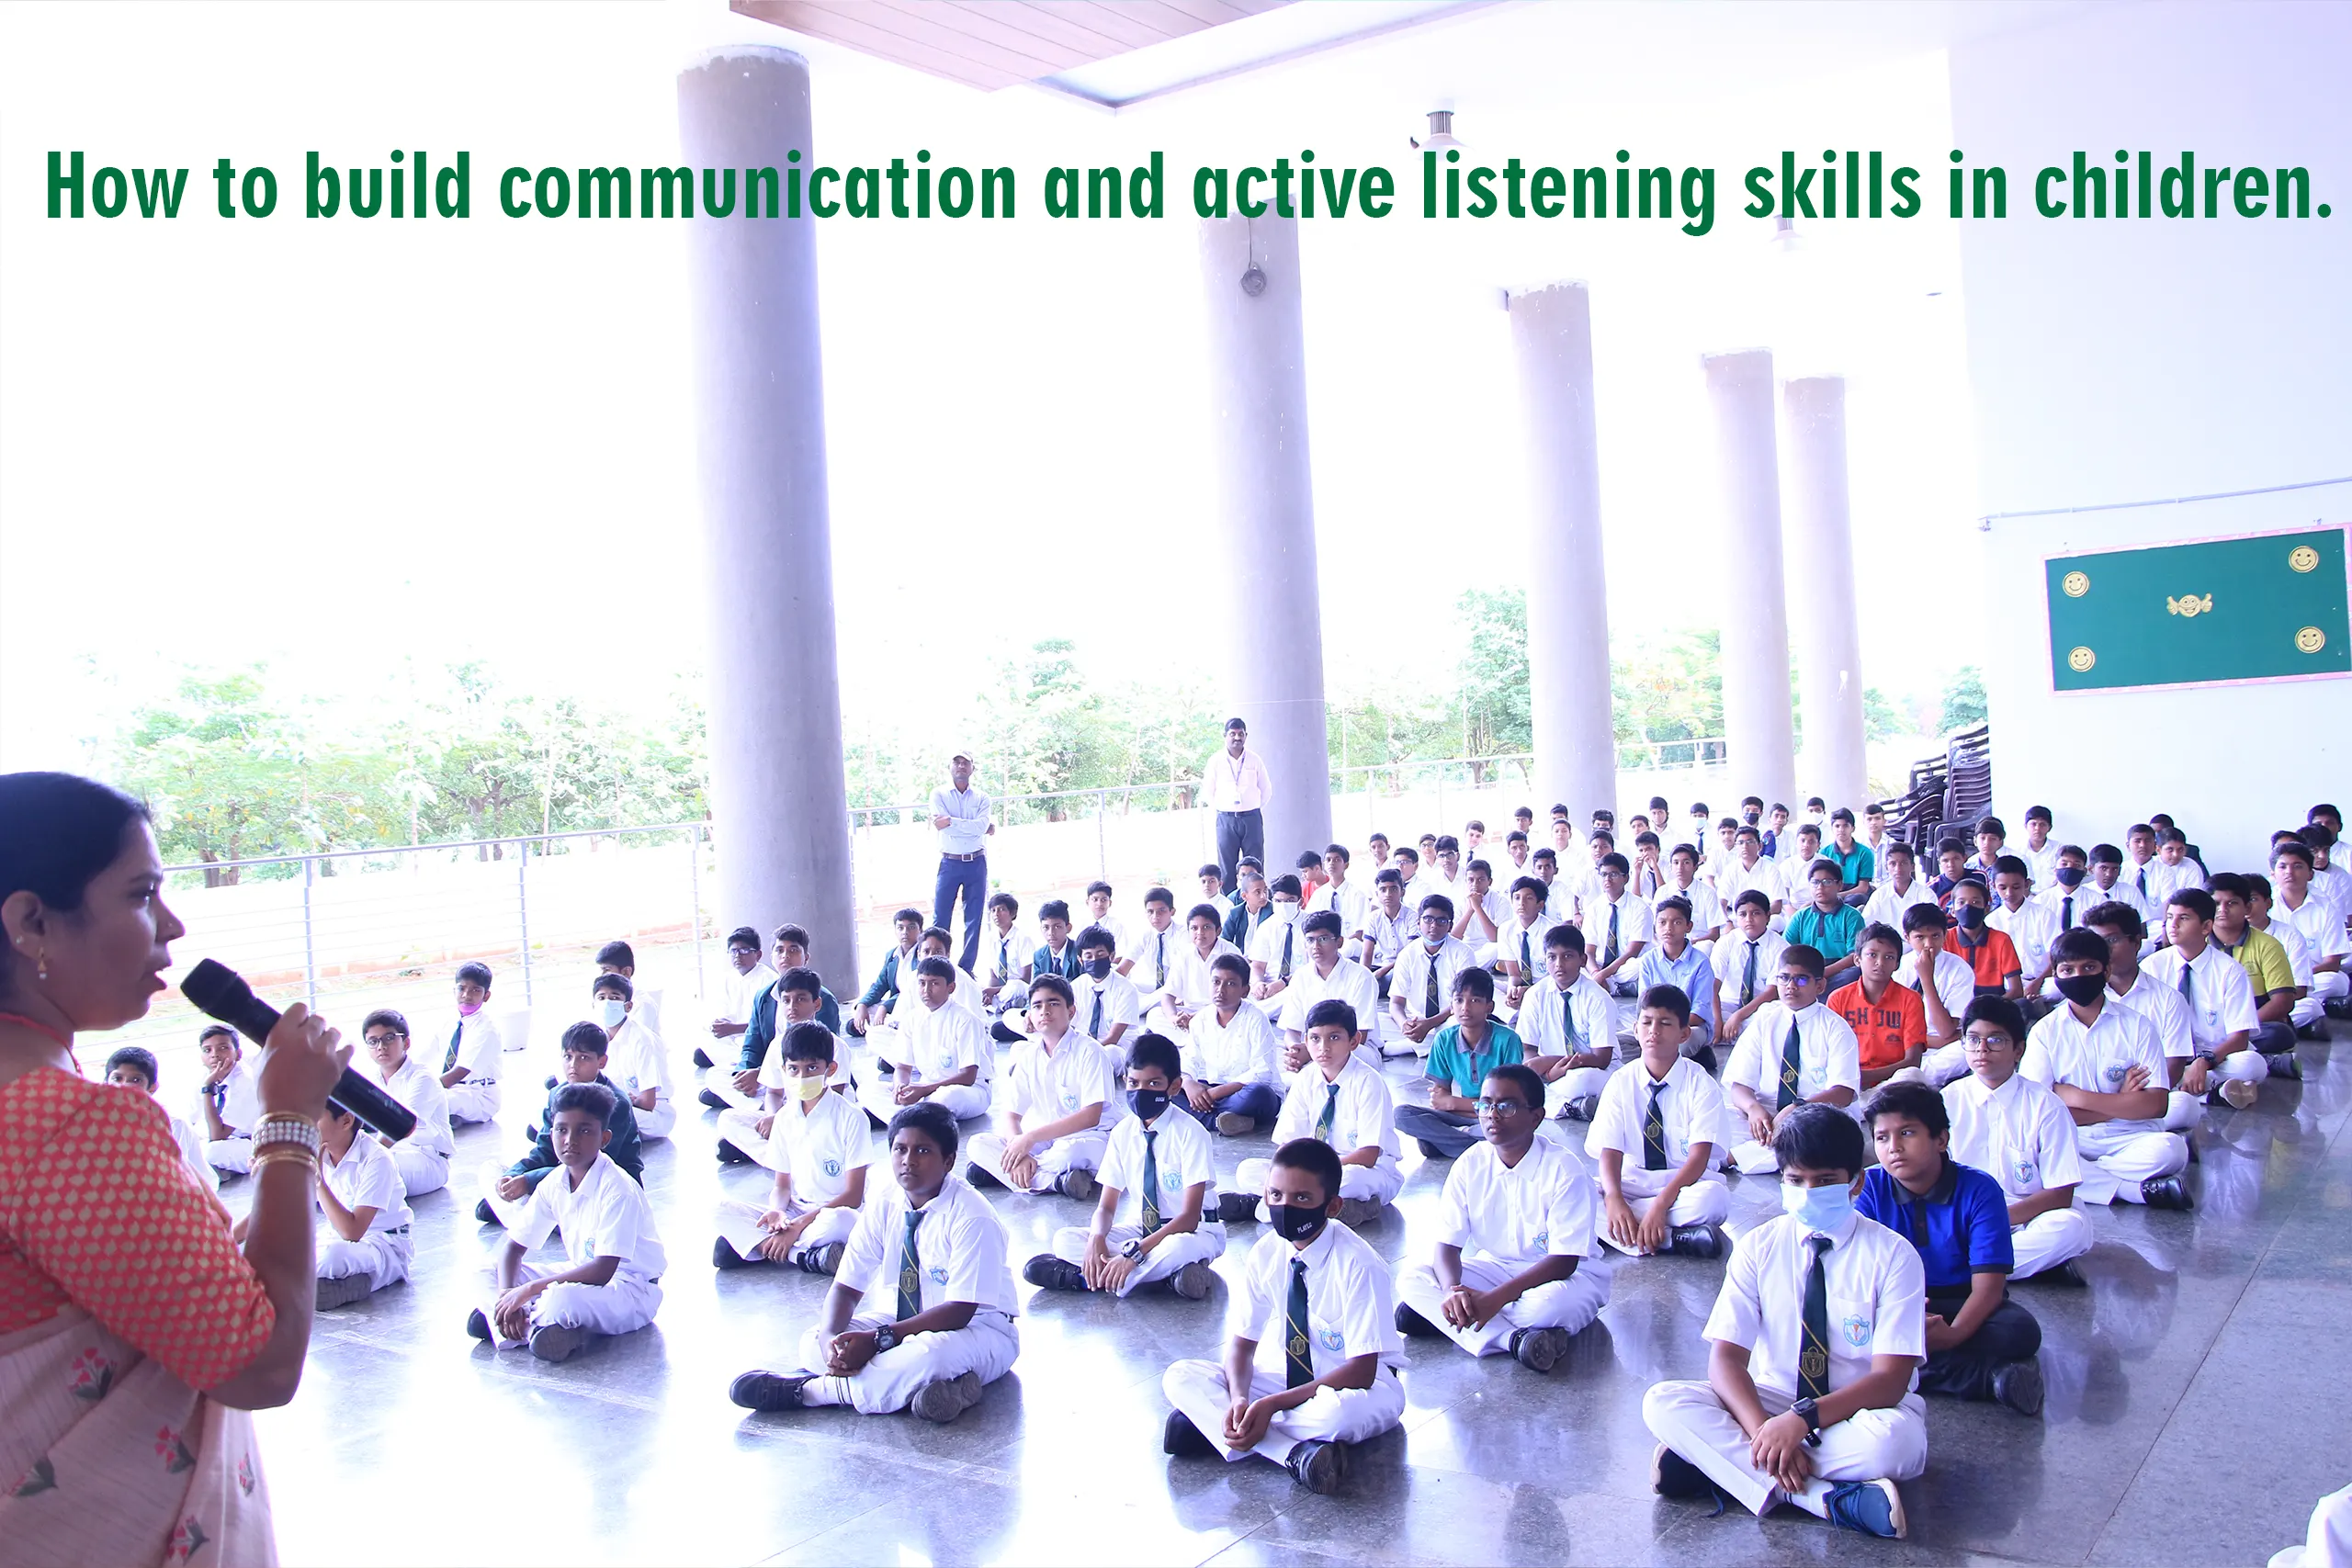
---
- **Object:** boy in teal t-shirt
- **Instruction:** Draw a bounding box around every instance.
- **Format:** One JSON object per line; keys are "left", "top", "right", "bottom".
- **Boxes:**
{"left": 1396, "top": 967, "right": 1524, "bottom": 1160}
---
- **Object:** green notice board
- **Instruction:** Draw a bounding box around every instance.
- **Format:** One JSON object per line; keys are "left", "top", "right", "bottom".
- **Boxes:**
{"left": 2045, "top": 526, "right": 2350, "bottom": 693}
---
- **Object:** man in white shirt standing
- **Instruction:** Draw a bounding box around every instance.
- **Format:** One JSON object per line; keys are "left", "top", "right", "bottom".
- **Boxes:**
{"left": 1205, "top": 716, "right": 1272, "bottom": 893}
{"left": 930, "top": 749, "right": 994, "bottom": 975}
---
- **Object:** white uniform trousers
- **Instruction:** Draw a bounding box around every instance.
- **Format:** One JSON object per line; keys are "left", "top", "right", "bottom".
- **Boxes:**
{"left": 1600, "top": 1168, "right": 1731, "bottom": 1254}
{"left": 1643, "top": 1380, "right": 1928, "bottom": 1519}
{"left": 2211, "top": 1049, "right": 2270, "bottom": 1087}
{"left": 2164, "top": 1090, "right": 2201, "bottom": 1132}
{"left": 2009, "top": 1208, "right": 2095, "bottom": 1280}
{"left": 2073, "top": 1123, "right": 2189, "bottom": 1204}
{"left": 794, "top": 1309, "right": 1019, "bottom": 1415}
{"left": 1397, "top": 1257, "right": 1611, "bottom": 1356}
{"left": 1162, "top": 1359, "right": 1406, "bottom": 1464}
{"left": 635, "top": 1096, "right": 677, "bottom": 1142}
{"left": 858, "top": 1072, "right": 991, "bottom": 1127}
{"left": 2268, "top": 1481, "right": 2352, "bottom": 1568}
{"left": 390, "top": 1142, "right": 449, "bottom": 1198}
{"left": 1728, "top": 1137, "right": 1781, "bottom": 1176}
{"left": 446, "top": 1076, "right": 502, "bottom": 1124}
{"left": 1233, "top": 1156, "right": 1401, "bottom": 1217}
{"left": 2291, "top": 971, "right": 2347, "bottom": 1028}
{"left": 318, "top": 1227, "right": 413, "bottom": 1292}
{"left": 1543, "top": 1066, "right": 1612, "bottom": 1116}
{"left": 1049, "top": 1223, "right": 1226, "bottom": 1295}
{"left": 703, "top": 1063, "right": 763, "bottom": 1111}
{"left": 1920, "top": 1043, "right": 1971, "bottom": 1088}
{"left": 476, "top": 1158, "right": 535, "bottom": 1232}
{"left": 483, "top": 1264, "right": 662, "bottom": 1349}
{"left": 204, "top": 1137, "right": 254, "bottom": 1175}
{"left": 717, "top": 1198, "right": 860, "bottom": 1266}
{"left": 968, "top": 1127, "right": 1108, "bottom": 1194}
{"left": 716, "top": 1102, "right": 775, "bottom": 1154}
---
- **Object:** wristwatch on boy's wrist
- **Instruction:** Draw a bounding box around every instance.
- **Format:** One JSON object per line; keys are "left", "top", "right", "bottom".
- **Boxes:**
{"left": 1119, "top": 1237, "right": 1145, "bottom": 1259}
{"left": 2192, "top": 1050, "right": 2217, "bottom": 1068}
{"left": 872, "top": 1325, "right": 899, "bottom": 1355}
{"left": 1791, "top": 1396, "right": 1822, "bottom": 1438}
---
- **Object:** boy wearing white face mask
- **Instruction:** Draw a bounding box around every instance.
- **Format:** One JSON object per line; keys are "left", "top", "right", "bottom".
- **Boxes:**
{"left": 1250, "top": 874, "right": 1308, "bottom": 1001}
{"left": 591, "top": 973, "right": 674, "bottom": 1140}
{"left": 715, "top": 1022, "right": 872, "bottom": 1274}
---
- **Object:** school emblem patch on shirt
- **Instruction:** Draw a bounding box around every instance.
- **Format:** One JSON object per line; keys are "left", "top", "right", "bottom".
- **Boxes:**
{"left": 1162, "top": 1170, "right": 1184, "bottom": 1192}
{"left": 822, "top": 1158, "right": 842, "bottom": 1178}
{"left": 2104, "top": 1063, "right": 2129, "bottom": 1087}
{"left": 2012, "top": 1158, "right": 2037, "bottom": 1187}
{"left": 928, "top": 1265, "right": 949, "bottom": 1285}
{"left": 1532, "top": 1229, "right": 1550, "bottom": 1249}
{"left": 1059, "top": 1090, "right": 1080, "bottom": 1111}
{"left": 1842, "top": 1313, "right": 1871, "bottom": 1348}
{"left": 1317, "top": 1327, "right": 1345, "bottom": 1352}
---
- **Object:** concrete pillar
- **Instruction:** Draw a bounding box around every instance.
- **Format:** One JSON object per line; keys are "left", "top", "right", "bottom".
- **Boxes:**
{"left": 1701, "top": 349, "right": 1798, "bottom": 810}
{"left": 1509, "top": 283, "right": 1617, "bottom": 830}
{"left": 1781, "top": 376, "right": 1869, "bottom": 812}
{"left": 676, "top": 47, "right": 857, "bottom": 980}
{"left": 1195, "top": 214, "right": 1332, "bottom": 865}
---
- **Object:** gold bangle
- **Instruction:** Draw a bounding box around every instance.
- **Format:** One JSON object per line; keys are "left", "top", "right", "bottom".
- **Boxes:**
{"left": 250, "top": 1145, "right": 318, "bottom": 1175}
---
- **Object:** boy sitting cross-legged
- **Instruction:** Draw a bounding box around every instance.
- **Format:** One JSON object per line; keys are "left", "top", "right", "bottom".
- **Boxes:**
{"left": 713, "top": 1021, "right": 872, "bottom": 1276}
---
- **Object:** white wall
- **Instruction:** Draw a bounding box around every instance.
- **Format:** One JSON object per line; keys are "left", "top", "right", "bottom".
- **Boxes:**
{"left": 1948, "top": 0, "right": 2352, "bottom": 874}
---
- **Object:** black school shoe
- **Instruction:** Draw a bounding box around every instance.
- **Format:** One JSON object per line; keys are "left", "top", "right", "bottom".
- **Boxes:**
{"left": 713, "top": 1236, "right": 752, "bottom": 1269}
{"left": 697, "top": 1088, "right": 729, "bottom": 1111}
{"left": 1393, "top": 1302, "right": 1439, "bottom": 1337}
{"left": 1668, "top": 1224, "right": 1723, "bottom": 1259}
{"left": 2140, "top": 1175, "right": 2194, "bottom": 1210}
{"left": 1510, "top": 1326, "right": 1570, "bottom": 1373}
{"left": 693, "top": 1047, "right": 715, "bottom": 1071}
{"left": 2266, "top": 1051, "right": 2304, "bottom": 1081}
{"left": 729, "top": 1370, "right": 810, "bottom": 1411}
{"left": 1023, "top": 1255, "right": 1088, "bottom": 1292}
{"left": 1285, "top": 1438, "right": 1345, "bottom": 1495}
{"left": 1162, "top": 1409, "right": 1217, "bottom": 1458}
{"left": 1650, "top": 1443, "right": 1715, "bottom": 1501}
{"left": 1992, "top": 1358, "right": 2045, "bottom": 1416}
{"left": 466, "top": 1308, "right": 492, "bottom": 1341}
{"left": 474, "top": 1199, "right": 498, "bottom": 1224}
{"left": 1216, "top": 1191, "right": 1259, "bottom": 1225}
{"left": 716, "top": 1139, "right": 752, "bottom": 1165}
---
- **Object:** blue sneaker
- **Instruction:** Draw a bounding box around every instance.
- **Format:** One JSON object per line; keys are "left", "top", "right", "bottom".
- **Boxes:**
{"left": 1825, "top": 1479, "right": 1906, "bottom": 1539}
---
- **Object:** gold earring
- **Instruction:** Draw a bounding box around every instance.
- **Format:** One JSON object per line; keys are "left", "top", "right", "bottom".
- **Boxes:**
{"left": 35, "top": 952, "right": 49, "bottom": 982}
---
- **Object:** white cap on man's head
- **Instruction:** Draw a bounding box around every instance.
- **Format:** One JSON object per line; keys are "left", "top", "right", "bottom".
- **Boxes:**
{"left": 950, "top": 745, "right": 975, "bottom": 763}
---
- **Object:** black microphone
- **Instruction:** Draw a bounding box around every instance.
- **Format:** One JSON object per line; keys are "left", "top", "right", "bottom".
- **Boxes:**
{"left": 180, "top": 959, "right": 417, "bottom": 1141}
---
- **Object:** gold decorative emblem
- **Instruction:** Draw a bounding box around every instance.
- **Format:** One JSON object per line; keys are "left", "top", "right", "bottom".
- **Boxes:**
{"left": 2067, "top": 646, "right": 2096, "bottom": 672}
{"left": 2290, "top": 545, "right": 2321, "bottom": 573}
{"left": 2297, "top": 626, "right": 2327, "bottom": 654}
{"left": 2166, "top": 593, "right": 2213, "bottom": 617}
{"left": 1801, "top": 1348, "right": 1828, "bottom": 1382}
{"left": 2061, "top": 570, "right": 2090, "bottom": 598}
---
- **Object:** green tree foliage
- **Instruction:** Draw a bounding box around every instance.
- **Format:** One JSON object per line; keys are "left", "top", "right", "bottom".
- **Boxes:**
{"left": 1939, "top": 665, "right": 1988, "bottom": 733}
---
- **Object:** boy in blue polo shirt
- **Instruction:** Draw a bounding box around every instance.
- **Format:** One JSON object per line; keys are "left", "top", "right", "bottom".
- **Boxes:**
{"left": 1635, "top": 896, "right": 1720, "bottom": 1060}
{"left": 1856, "top": 1079, "right": 2044, "bottom": 1416}
{"left": 1783, "top": 861, "right": 1866, "bottom": 984}
{"left": 1394, "top": 967, "right": 1525, "bottom": 1161}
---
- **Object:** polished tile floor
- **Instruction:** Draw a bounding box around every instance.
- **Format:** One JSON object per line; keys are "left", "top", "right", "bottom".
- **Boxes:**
{"left": 237, "top": 1030, "right": 2352, "bottom": 1567}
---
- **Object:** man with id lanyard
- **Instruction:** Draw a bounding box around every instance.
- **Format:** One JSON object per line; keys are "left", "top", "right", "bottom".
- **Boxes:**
{"left": 931, "top": 749, "right": 993, "bottom": 976}
{"left": 1206, "top": 717, "right": 1272, "bottom": 894}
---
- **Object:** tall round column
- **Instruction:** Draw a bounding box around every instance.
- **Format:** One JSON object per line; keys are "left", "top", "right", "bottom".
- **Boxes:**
{"left": 1510, "top": 283, "right": 1617, "bottom": 829}
{"left": 1781, "top": 375, "right": 1869, "bottom": 812}
{"left": 1196, "top": 215, "right": 1332, "bottom": 864}
{"left": 676, "top": 47, "right": 857, "bottom": 979}
{"left": 1701, "top": 349, "right": 1798, "bottom": 810}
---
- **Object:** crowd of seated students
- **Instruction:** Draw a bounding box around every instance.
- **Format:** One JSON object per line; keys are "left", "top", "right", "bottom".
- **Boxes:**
{"left": 172, "top": 794, "right": 2351, "bottom": 1542}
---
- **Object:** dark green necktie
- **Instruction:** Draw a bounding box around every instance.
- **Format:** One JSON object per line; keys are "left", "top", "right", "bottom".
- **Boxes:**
{"left": 1139, "top": 1128, "right": 1161, "bottom": 1232}
{"left": 1644, "top": 1080, "right": 1670, "bottom": 1170}
{"left": 1520, "top": 930, "right": 1532, "bottom": 976}
{"left": 1740, "top": 941, "right": 1759, "bottom": 1007}
{"left": 896, "top": 1209, "right": 924, "bottom": 1323}
{"left": 445, "top": 1020, "right": 463, "bottom": 1074}
{"left": 2178, "top": 957, "right": 2194, "bottom": 1006}
{"left": 1279, "top": 926, "right": 1295, "bottom": 981}
{"left": 1564, "top": 987, "right": 1586, "bottom": 1052}
{"left": 1284, "top": 1258, "right": 1314, "bottom": 1389}
{"left": 1314, "top": 1082, "right": 1340, "bottom": 1143}
{"left": 2060, "top": 895, "right": 2074, "bottom": 931}
{"left": 1778, "top": 1019, "right": 1804, "bottom": 1110}
{"left": 1800, "top": 1234, "right": 1833, "bottom": 1399}
{"left": 1154, "top": 933, "right": 1168, "bottom": 989}
{"left": 1090, "top": 990, "right": 1103, "bottom": 1039}
{"left": 1424, "top": 950, "right": 1441, "bottom": 1018}
{"left": 1604, "top": 905, "right": 1621, "bottom": 967}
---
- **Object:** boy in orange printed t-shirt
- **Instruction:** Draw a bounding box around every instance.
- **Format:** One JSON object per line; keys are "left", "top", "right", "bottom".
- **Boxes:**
{"left": 1828, "top": 923, "right": 1926, "bottom": 1092}
{"left": 1949, "top": 877, "right": 2024, "bottom": 999}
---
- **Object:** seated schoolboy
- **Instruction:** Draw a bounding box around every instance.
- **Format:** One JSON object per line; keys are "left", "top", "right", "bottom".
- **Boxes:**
{"left": 729, "top": 1101, "right": 1019, "bottom": 1423}
{"left": 1590, "top": 986, "right": 1729, "bottom": 1259}
{"left": 1070, "top": 923, "right": 1143, "bottom": 1060}
{"left": 1025, "top": 1032, "right": 1224, "bottom": 1300}
{"left": 1355, "top": 870, "right": 1412, "bottom": 1001}
{"left": 1083, "top": 879, "right": 1130, "bottom": 954}
{"left": 1154, "top": 903, "right": 1244, "bottom": 1036}
{"left": 1178, "top": 953, "right": 1284, "bottom": 1134}
{"left": 1452, "top": 859, "right": 1507, "bottom": 965}
{"left": 851, "top": 908, "right": 925, "bottom": 1037}
{"left": 1223, "top": 1000, "right": 1401, "bottom": 1226}
{"left": 967, "top": 973, "right": 1117, "bottom": 1200}
{"left": 596, "top": 938, "right": 665, "bottom": 1042}
{"left": 2020, "top": 930, "right": 2191, "bottom": 1209}
{"left": 2086, "top": 903, "right": 2198, "bottom": 1133}
{"left": 475, "top": 1023, "right": 645, "bottom": 1230}
{"left": 1521, "top": 923, "right": 1620, "bottom": 1120}
{"left": 1900, "top": 903, "right": 1973, "bottom": 1084}
{"left": 1782, "top": 860, "right": 1866, "bottom": 984}
{"left": 1397, "top": 1063, "right": 1612, "bottom": 1371}
{"left": 591, "top": 973, "right": 675, "bottom": 1141}
{"left": 1395, "top": 967, "right": 1525, "bottom": 1161}
{"left": 308, "top": 1101, "right": 416, "bottom": 1312}
{"left": 1659, "top": 844, "right": 1726, "bottom": 946}
{"left": 1823, "top": 809, "right": 1874, "bottom": 908}
{"left": 1223, "top": 869, "right": 1274, "bottom": 951}
{"left": 1826, "top": 924, "right": 1927, "bottom": 1094}
{"left": 1118, "top": 886, "right": 1183, "bottom": 998}
{"left": 469, "top": 1082, "right": 665, "bottom": 1363}
{"left": 856, "top": 957, "right": 994, "bottom": 1126}
{"left": 716, "top": 966, "right": 836, "bottom": 1157}
{"left": 1161, "top": 1137, "right": 1408, "bottom": 1495}
{"left": 1497, "top": 875, "right": 1554, "bottom": 1009}
{"left": 1250, "top": 875, "right": 1308, "bottom": 1000}
{"left": 440, "top": 960, "right": 504, "bottom": 1125}
{"left": 979, "top": 893, "right": 1032, "bottom": 1019}
{"left": 702, "top": 924, "right": 842, "bottom": 1094}
{"left": 1719, "top": 945, "right": 1860, "bottom": 1174}
{"left": 103, "top": 1045, "right": 216, "bottom": 1191}
{"left": 714, "top": 1021, "right": 872, "bottom": 1275}
{"left": 2269, "top": 840, "right": 2352, "bottom": 1029}
{"left": 1861, "top": 841, "right": 1936, "bottom": 930}
{"left": 1988, "top": 857, "right": 2057, "bottom": 1004}
{"left": 1948, "top": 876, "right": 2024, "bottom": 1002}
{"left": 1580, "top": 853, "right": 1652, "bottom": 998}
{"left": 1636, "top": 896, "right": 1721, "bottom": 1055}
{"left": 2034, "top": 844, "right": 2094, "bottom": 931}
{"left": 1273, "top": 911, "right": 1381, "bottom": 1074}
{"left": 1643, "top": 1103, "right": 1927, "bottom": 1540}
{"left": 192, "top": 1022, "right": 262, "bottom": 1175}
{"left": 2209, "top": 873, "right": 2305, "bottom": 1074}
{"left": 1856, "top": 1080, "right": 2045, "bottom": 1416}
{"left": 357, "top": 1008, "right": 456, "bottom": 1197}
{"left": 1387, "top": 895, "right": 1472, "bottom": 1056}
{"left": 1712, "top": 890, "right": 1788, "bottom": 1044}
{"left": 714, "top": 925, "right": 779, "bottom": 1045}
{"left": 2141, "top": 888, "right": 2272, "bottom": 1108}
{"left": 1939, "top": 997, "right": 2093, "bottom": 1283}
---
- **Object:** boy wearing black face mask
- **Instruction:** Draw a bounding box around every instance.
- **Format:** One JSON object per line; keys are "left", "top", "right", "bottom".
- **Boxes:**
{"left": 1160, "top": 1138, "right": 1407, "bottom": 1495}
{"left": 1947, "top": 879, "right": 2022, "bottom": 1001}
{"left": 1025, "top": 1032, "right": 1224, "bottom": 1300}
{"left": 1069, "top": 925, "right": 1141, "bottom": 1059}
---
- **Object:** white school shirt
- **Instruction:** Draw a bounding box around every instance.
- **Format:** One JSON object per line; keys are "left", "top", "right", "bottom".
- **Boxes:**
{"left": 1250, "top": 914, "right": 1309, "bottom": 984}
{"left": 1516, "top": 972, "right": 1616, "bottom": 1058}
{"left": 2139, "top": 944, "right": 2259, "bottom": 1050}
{"left": 1453, "top": 886, "right": 1510, "bottom": 942}
{"left": 1070, "top": 969, "right": 1142, "bottom": 1042}
{"left": 1775, "top": 853, "right": 1826, "bottom": 909}
{"left": 1203, "top": 747, "right": 1272, "bottom": 813}
{"left": 1628, "top": 858, "right": 1667, "bottom": 900}
{"left": 2276, "top": 889, "right": 2352, "bottom": 967}
{"left": 2312, "top": 863, "right": 2352, "bottom": 930}
{"left": 1270, "top": 1057, "right": 1399, "bottom": 1166}
{"left": 2143, "top": 858, "right": 2205, "bottom": 904}
{"left": 762, "top": 1083, "right": 874, "bottom": 1205}
{"left": 371, "top": 1053, "right": 454, "bottom": 1159}
{"left": 1402, "top": 874, "right": 1448, "bottom": 920}
{"left": 1438, "top": 1134, "right": 1600, "bottom": 1270}
{"left": 1390, "top": 936, "right": 1476, "bottom": 1024}
{"left": 321, "top": 1133, "right": 413, "bottom": 1235}
{"left": 1182, "top": 999, "right": 1281, "bottom": 1088}
{"left": 1577, "top": 890, "right": 1655, "bottom": 966}
{"left": 1165, "top": 939, "right": 1245, "bottom": 1010}
{"left": 1307, "top": 876, "right": 1372, "bottom": 938}
{"left": 441, "top": 1010, "right": 504, "bottom": 1082}
{"left": 1717, "top": 856, "right": 1777, "bottom": 910}
{"left": 1706, "top": 1210, "right": 1927, "bottom": 1402}
{"left": 1082, "top": 911, "right": 1132, "bottom": 954}
{"left": 1003, "top": 1032, "right": 1121, "bottom": 1127}
{"left": 1657, "top": 877, "right": 1726, "bottom": 940}
{"left": 515, "top": 1152, "right": 666, "bottom": 1280}
{"left": 836, "top": 1174, "right": 1018, "bottom": 1316}
{"left": 1275, "top": 958, "right": 1379, "bottom": 1037}
{"left": 2257, "top": 918, "right": 2316, "bottom": 992}
{"left": 1496, "top": 914, "right": 1551, "bottom": 980}
{"left": 1894, "top": 949, "right": 1975, "bottom": 1027}
{"left": 164, "top": 1110, "right": 216, "bottom": 1191}
{"left": 1862, "top": 876, "right": 1935, "bottom": 929}
{"left": 1098, "top": 1109, "right": 1221, "bottom": 1234}
{"left": 1711, "top": 930, "right": 1789, "bottom": 1014}
{"left": 1723, "top": 1002, "right": 1861, "bottom": 1105}
{"left": 759, "top": 1026, "right": 848, "bottom": 1090}
{"left": 901, "top": 998, "right": 994, "bottom": 1088}
{"left": 1588, "top": 1055, "right": 1726, "bottom": 1167}
{"left": 603, "top": 1015, "right": 674, "bottom": 1108}
{"left": 1989, "top": 900, "right": 2057, "bottom": 979}
{"left": 1229, "top": 1222, "right": 1404, "bottom": 1378}
{"left": 723, "top": 962, "right": 780, "bottom": 1027}
{"left": 1942, "top": 1071, "right": 2084, "bottom": 1201}
{"left": 2105, "top": 973, "right": 2194, "bottom": 1059}
{"left": 981, "top": 923, "right": 1034, "bottom": 991}
{"left": 1542, "top": 878, "right": 1579, "bottom": 929}
{"left": 1121, "top": 922, "right": 1183, "bottom": 995}
{"left": 2020, "top": 839, "right": 2061, "bottom": 887}
{"left": 2021, "top": 1001, "right": 2167, "bottom": 1135}
{"left": 2086, "top": 874, "right": 2154, "bottom": 923}
{"left": 1359, "top": 906, "right": 1411, "bottom": 970}
{"left": 191, "top": 1060, "right": 263, "bottom": 1138}
{"left": 2032, "top": 880, "right": 2100, "bottom": 934}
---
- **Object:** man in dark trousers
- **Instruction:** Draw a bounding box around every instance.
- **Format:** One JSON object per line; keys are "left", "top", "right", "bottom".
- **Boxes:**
{"left": 931, "top": 748, "right": 993, "bottom": 974}
{"left": 1206, "top": 717, "right": 1272, "bottom": 892}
